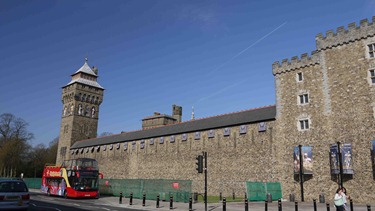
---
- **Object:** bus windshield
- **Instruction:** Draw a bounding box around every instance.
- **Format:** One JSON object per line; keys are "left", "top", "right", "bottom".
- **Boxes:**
{"left": 70, "top": 176, "right": 98, "bottom": 191}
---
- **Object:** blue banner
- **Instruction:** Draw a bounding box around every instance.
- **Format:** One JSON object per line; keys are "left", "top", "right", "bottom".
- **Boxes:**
{"left": 330, "top": 143, "right": 353, "bottom": 175}
{"left": 294, "top": 146, "right": 313, "bottom": 175}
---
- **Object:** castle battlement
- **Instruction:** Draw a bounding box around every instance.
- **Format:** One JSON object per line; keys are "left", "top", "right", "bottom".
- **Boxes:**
{"left": 315, "top": 16, "right": 375, "bottom": 50}
{"left": 272, "top": 51, "right": 320, "bottom": 75}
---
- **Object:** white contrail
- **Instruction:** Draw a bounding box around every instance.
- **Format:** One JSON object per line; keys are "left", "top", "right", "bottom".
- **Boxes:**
{"left": 209, "top": 21, "right": 287, "bottom": 75}
{"left": 193, "top": 22, "right": 287, "bottom": 107}
{"left": 196, "top": 79, "right": 247, "bottom": 103}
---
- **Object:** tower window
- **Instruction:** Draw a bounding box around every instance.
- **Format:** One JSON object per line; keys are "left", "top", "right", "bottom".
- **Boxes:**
{"left": 369, "top": 69, "right": 375, "bottom": 84}
{"left": 368, "top": 43, "right": 375, "bottom": 58}
{"left": 297, "top": 72, "right": 303, "bottom": 82}
{"left": 299, "top": 94, "right": 309, "bottom": 104}
{"left": 78, "top": 104, "right": 83, "bottom": 115}
{"left": 299, "top": 119, "right": 310, "bottom": 131}
{"left": 85, "top": 106, "right": 90, "bottom": 116}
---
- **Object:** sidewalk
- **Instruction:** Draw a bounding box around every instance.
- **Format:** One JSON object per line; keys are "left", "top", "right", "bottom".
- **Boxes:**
{"left": 30, "top": 189, "right": 372, "bottom": 211}
{"left": 98, "top": 195, "right": 371, "bottom": 211}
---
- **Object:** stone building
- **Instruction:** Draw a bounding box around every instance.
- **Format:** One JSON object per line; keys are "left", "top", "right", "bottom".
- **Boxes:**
{"left": 141, "top": 105, "right": 182, "bottom": 129}
{"left": 272, "top": 16, "right": 375, "bottom": 203}
{"left": 56, "top": 59, "right": 104, "bottom": 165}
{"left": 58, "top": 17, "right": 375, "bottom": 203}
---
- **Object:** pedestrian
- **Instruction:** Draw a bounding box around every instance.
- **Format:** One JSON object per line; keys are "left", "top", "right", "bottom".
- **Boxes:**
{"left": 342, "top": 187, "right": 350, "bottom": 211}
{"left": 334, "top": 187, "right": 345, "bottom": 211}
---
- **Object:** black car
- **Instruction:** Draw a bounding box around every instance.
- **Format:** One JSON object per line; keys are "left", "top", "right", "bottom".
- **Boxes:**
{"left": 0, "top": 179, "right": 30, "bottom": 210}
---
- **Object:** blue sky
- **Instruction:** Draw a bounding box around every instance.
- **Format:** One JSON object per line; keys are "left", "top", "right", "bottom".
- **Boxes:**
{"left": 0, "top": 0, "right": 374, "bottom": 147}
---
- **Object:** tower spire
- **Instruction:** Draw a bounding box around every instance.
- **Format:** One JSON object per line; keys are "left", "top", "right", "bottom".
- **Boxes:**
{"left": 191, "top": 106, "right": 195, "bottom": 120}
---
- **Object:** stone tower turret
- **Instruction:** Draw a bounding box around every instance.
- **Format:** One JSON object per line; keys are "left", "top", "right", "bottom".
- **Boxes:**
{"left": 172, "top": 104, "right": 182, "bottom": 123}
{"left": 56, "top": 59, "right": 104, "bottom": 165}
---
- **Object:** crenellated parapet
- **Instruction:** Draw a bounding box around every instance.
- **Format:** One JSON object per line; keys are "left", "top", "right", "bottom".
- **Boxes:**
{"left": 272, "top": 51, "right": 320, "bottom": 75}
{"left": 316, "top": 16, "right": 375, "bottom": 50}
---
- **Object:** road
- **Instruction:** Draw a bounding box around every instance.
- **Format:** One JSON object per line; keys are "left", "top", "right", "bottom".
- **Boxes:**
{"left": 29, "top": 191, "right": 144, "bottom": 211}
{"left": 28, "top": 190, "right": 373, "bottom": 211}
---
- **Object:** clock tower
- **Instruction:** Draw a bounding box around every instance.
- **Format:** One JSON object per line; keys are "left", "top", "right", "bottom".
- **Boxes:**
{"left": 56, "top": 59, "right": 104, "bottom": 165}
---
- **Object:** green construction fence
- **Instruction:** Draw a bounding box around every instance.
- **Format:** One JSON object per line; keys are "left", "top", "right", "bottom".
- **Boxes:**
{"left": 99, "top": 179, "right": 192, "bottom": 203}
{"left": 246, "top": 181, "right": 282, "bottom": 201}
{"left": 0, "top": 177, "right": 42, "bottom": 189}
{"left": 23, "top": 178, "right": 42, "bottom": 189}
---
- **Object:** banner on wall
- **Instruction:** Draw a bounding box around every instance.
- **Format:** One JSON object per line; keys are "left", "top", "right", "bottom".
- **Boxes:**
{"left": 294, "top": 146, "right": 313, "bottom": 175}
{"left": 330, "top": 144, "right": 339, "bottom": 174}
{"left": 330, "top": 143, "right": 353, "bottom": 175}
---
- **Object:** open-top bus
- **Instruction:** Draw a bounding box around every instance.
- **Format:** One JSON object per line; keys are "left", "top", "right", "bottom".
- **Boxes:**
{"left": 41, "top": 158, "right": 101, "bottom": 198}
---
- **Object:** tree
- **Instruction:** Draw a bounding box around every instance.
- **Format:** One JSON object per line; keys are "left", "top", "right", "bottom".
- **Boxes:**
{"left": 45, "top": 137, "right": 58, "bottom": 165}
{"left": 19, "top": 137, "right": 59, "bottom": 178}
{"left": 0, "top": 113, "right": 34, "bottom": 177}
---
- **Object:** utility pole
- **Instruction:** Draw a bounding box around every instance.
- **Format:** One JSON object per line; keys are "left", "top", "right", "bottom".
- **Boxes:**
{"left": 337, "top": 142, "right": 344, "bottom": 188}
{"left": 195, "top": 151, "right": 208, "bottom": 211}
{"left": 204, "top": 151, "right": 207, "bottom": 211}
{"left": 298, "top": 145, "right": 304, "bottom": 202}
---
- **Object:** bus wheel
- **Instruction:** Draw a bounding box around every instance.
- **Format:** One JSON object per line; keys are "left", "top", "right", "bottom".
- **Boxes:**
{"left": 64, "top": 191, "right": 68, "bottom": 199}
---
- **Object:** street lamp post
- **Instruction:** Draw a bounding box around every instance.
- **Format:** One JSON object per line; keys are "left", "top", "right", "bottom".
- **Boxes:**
{"left": 337, "top": 142, "right": 344, "bottom": 188}
{"left": 298, "top": 145, "right": 304, "bottom": 202}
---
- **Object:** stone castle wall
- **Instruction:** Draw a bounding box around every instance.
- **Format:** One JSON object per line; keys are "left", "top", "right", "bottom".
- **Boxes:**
{"left": 71, "top": 120, "right": 276, "bottom": 197}
{"left": 64, "top": 17, "right": 375, "bottom": 204}
{"left": 273, "top": 17, "right": 375, "bottom": 203}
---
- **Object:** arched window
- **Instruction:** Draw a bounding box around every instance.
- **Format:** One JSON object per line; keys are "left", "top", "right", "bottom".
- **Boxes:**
{"left": 91, "top": 107, "right": 96, "bottom": 118}
{"left": 82, "top": 94, "right": 86, "bottom": 102}
{"left": 85, "top": 105, "right": 90, "bottom": 116}
{"left": 63, "top": 106, "right": 67, "bottom": 116}
{"left": 70, "top": 104, "right": 74, "bottom": 115}
{"left": 78, "top": 104, "right": 83, "bottom": 115}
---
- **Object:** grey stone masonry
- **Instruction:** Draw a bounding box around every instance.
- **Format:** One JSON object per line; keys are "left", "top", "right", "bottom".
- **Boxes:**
{"left": 316, "top": 17, "right": 375, "bottom": 50}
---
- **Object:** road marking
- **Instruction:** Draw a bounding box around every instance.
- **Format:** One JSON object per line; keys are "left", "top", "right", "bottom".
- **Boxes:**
{"left": 31, "top": 204, "right": 62, "bottom": 211}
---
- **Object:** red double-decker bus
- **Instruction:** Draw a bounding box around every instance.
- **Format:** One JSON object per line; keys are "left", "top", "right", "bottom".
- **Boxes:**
{"left": 41, "top": 158, "right": 101, "bottom": 198}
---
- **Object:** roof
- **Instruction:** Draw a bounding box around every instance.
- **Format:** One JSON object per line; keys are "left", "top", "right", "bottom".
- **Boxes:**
{"left": 63, "top": 60, "right": 104, "bottom": 89}
{"left": 142, "top": 114, "right": 176, "bottom": 120}
{"left": 74, "top": 61, "right": 97, "bottom": 76}
{"left": 71, "top": 105, "right": 276, "bottom": 149}
{"left": 65, "top": 78, "right": 104, "bottom": 89}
